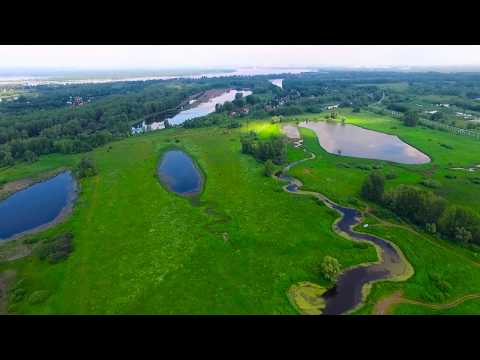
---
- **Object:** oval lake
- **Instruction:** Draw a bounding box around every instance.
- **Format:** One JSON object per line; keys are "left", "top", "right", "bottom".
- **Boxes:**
{"left": 157, "top": 150, "right": 203, "bottom": 196}
{"left": 0, "top": 171, "right": 77, "bottom": 240}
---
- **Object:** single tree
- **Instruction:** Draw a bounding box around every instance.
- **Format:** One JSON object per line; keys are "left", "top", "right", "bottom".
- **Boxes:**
{"left": 321, "top": 256, "right": 341, "bottom": 282}
{"left": 403, "top": 111, "right": 419, "bottom": 127}
{"left": 264, "top": 159, "right": 275, "bottom": 177}
{"left": 361, "top": 171, "right": 385, "bottom": 202}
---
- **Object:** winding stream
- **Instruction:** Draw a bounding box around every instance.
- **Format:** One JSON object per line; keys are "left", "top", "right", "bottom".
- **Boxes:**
{"left": 276, "top": 150, "right": 413, "bottom": 315}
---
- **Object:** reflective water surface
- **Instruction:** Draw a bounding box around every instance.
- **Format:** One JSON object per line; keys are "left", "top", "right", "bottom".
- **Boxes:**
{"left": 157, "top": 150, "right": 203, "bottom": 195}
{"left": 0, "top": 172, "right": 77, "bottom": 240}
{"left": 300, "top": 121, "right": 430, "bottom": 164}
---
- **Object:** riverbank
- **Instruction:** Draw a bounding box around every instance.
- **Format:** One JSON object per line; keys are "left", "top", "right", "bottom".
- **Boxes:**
{"left": 0, "top": 167, "right": 68, "bottom": 201}
{"left": 0, "top": 170, "right": 78, "bottom": 243}
{"left": 275, "top": 143, "right": 413, "bottom": 314}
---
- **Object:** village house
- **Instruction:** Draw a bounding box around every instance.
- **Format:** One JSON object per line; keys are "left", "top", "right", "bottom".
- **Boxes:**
{"left": 326, "top": 104, "right": 339, "bottom": 110}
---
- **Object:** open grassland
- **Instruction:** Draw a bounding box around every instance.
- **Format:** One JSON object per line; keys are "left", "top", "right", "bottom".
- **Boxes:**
{"left": 2, "top": 110, "right": 480, "bottom": 314}
{"left": 279, "top": 111, "right": 480, "bottom": 314}
{"left": 0, "top": 124, "right": 376, "bottom": 314}
{"left": 286, "top": 111, "right": 480, "bottom": 214}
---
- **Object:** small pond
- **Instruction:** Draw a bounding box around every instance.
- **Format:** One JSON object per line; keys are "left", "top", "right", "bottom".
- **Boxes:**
{"left": 0, "top": 171, "right": 77, "bottom": 241}
{"left": 299, "top": 121, "right": 430, "bottom": 164}
{"left": 157, "top": 150, "right": 203, "bottom": 196}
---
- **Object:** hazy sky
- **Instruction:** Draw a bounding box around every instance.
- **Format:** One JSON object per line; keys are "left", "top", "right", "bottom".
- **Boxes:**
{"left": 1, "top": 45, "right": 480, "bottom": 69}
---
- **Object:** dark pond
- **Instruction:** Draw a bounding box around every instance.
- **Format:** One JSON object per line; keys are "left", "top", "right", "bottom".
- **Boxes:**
{"left": 321, "top": 201, "right": 405, "bottom": 314}
{"left": 0, "top": 172, "right": 77, "bottom": 241}
{"left": 157, "top": 150, "right": 203, "bottom": 196}
{"left": 278, "top": 160, "right": 410, "bottom": 315}
{"left": 300, "top": 121, "right": 430, "bottom": 164}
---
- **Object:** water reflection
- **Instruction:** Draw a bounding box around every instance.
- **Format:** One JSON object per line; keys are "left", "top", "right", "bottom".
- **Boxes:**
{"left": 300, "top": 121, "right": 430, "bottom": 164}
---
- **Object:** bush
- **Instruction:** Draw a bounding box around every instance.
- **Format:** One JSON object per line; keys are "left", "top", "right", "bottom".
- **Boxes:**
{"left": 321, "top": 256, "right": 341, "bottom": 282}
{"left": 386, "top": 172, "right": 397, "bottom": 180}
{"left": 357, "top": 164, "right": 372, "bottom": 171}
{"left": 34, "top": 232, "right": 74, "bottom": 263}
{"left": 75, "top": 157, "right": 97, "bottom": 179}
{"left": 468, "top": 177, "right": 480, "bottom": 185}
{"left": 28, "top": 290, "right": 50, "bottom": 305}
{"left": 403, "top": 111, "right": 419, "bottom": 127}
{"left": 9, "top": 288, "right": 26, "bottom": 303}
{"left": 440, "top": 143, "right": 454, "bottom": 150}
{"left": 264, "top": 159, "right": 275, "bottom": 177}
{"left": 420, "top": 179, "right": 441, "bottom": 189}
{"left": 445, "top": 174, "right": 457, "bottom": 180}
{"left": 438, "top": 206, "right": 480, "bottom": 245}
{"left": 361, "top": 171, "right": 385, "bottom": 202}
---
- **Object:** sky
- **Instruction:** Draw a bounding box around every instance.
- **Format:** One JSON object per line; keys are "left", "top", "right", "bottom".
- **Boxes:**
{"left": 1, "top": 45, "right": 480, "bottom": 70}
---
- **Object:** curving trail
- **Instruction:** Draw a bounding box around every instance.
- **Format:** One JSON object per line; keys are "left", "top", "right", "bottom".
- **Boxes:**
{"left": 275, "top": 145, "right": 413, "bottom": 314}
{"left": 373, "top": 290, "right": 480, "bottom": 315}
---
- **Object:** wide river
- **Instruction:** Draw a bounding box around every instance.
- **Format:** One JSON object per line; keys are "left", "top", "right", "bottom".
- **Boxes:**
{"left": 133, "top": 89, "right": 252, "bottom": 133}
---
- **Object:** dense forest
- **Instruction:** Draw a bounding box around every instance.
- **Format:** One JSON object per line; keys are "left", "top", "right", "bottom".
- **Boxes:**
{"left": 3, "top": 70, "right": 480, "bottom": 167}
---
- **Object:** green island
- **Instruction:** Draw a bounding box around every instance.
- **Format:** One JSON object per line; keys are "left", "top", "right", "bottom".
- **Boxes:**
{"left": 2, "top": 69, "right": 480, "bottom": 315}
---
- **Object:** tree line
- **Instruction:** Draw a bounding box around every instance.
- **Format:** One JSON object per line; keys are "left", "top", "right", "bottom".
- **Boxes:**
{"left": 361, "top": 172, "right": 480, "bottom": 245}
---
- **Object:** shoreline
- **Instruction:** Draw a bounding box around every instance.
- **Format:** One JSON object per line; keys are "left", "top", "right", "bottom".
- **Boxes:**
{"left": 0, "top": 170, "right": 79, "bottom": 244}
{"left": 275, "top": 133, "right": 414, "bottom": 315}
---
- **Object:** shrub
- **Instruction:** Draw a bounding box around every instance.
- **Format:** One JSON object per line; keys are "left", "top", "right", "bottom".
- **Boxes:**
{"left": 34, "top": 232, "right": 74, "bottom": 263}
{"left": 445, "top": 174, "right": 457, "bottom": 180}
{"left": 357, "top": 164, "right": 372, "bottom": 171}
{"left": 9, "top": 287, "right": 27, "bottom": 303}
{"left": 75, "top": 157, "right": 97, "bottom": 179}
{"left": 386, "top": 172, "right": 397, "bottom": 180}
{"left": 438, "top": 206, "right": 480, "bottom": 245}
{"left": 28, "top": 290, "right": 50, "bottom": 305}
{"left": 420, "top": 179, "right": 441, "bottom": 189}
{"left": 468, "top": 177, "right": 480, "bottom": 185}
{"left": 321, "top": 256, "right": 341, "bottom": 282}
{"left": 361, "top": 172, "right": 385, "bottom": 202}
{"left": 440, "top": 143, "right": 453, "bottom": 150}
{"left": 264, "top": 159, "right": 275, "bottom": 177}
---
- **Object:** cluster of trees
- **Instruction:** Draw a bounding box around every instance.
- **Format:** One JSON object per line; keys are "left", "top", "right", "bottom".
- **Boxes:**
{"left": 0, "top": 80, "right": 209, "bottom": 167}
{"left": 240, "top": 132, "right": 287, "bottom": 164}
{"left": 321, "top": 256, "right": 341, "bottom": 281}
{"left": 361, "top": 172, "right": 480, "bottom": 245}
{"left": 403, "top": 110, "right": 419, "bottom": 127}
{"left": 74, "top": 157, "right": 98, "bottom": 179}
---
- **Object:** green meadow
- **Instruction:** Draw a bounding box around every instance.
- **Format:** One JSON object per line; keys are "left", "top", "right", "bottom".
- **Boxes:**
{"left": 2, "top": 110, "right": 480, "bottom": 314}
{"left": 0, "top": 123, "right": 376, "bottom": 314}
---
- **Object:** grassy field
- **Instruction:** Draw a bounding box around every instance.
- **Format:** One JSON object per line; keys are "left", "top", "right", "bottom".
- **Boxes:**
{"left": 0, "top": 123, "right": 376, "bottom": 314}
{"left": 279, "top": 111, "right": 480, "bottom": 314}
{"left": 286, "top": 110, "right": 480, "bottom": 214}
{"left": 2, "top": 110, "right": 480, "bottom": 314}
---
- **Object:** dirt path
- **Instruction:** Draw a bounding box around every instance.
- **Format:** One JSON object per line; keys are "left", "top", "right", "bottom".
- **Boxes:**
{"left": 373, "top": 290, "right": 480, "bottom": 315}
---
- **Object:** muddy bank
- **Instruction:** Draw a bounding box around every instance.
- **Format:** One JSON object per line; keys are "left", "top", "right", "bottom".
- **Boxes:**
{"left": 0, "top": 171, "right": 78, "bottom": 242}
{"left": 0, "top": 167, "right": 69, "bottom": 201}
